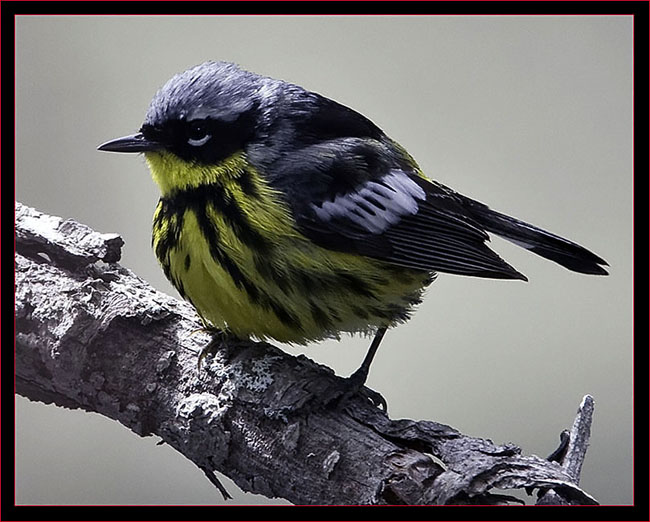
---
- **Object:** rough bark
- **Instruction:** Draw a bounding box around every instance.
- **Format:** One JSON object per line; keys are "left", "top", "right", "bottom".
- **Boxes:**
{"left": 14, "top": 202, "right": 598, "bottom": 505}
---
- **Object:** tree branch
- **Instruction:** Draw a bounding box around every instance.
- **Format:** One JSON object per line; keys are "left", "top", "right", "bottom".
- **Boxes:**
{"left": 14, "top": 201, "right": 598, "bottom": 505}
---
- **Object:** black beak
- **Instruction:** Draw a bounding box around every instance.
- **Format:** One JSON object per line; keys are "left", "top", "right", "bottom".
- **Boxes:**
{"left": 97, "top": 133, "right": 163, "bottom": 153}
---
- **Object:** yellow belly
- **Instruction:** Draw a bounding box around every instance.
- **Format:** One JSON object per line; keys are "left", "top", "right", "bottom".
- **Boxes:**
{"left": 147, "top": 150, "right": 433, "bottom": 343}
{"left": 159, "top": 208, "right": 431, "bottom": 343}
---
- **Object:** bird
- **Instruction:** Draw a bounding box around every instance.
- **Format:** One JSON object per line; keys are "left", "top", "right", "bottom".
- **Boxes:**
{"left": 98, "top": 61, "right": 608, "bottom": 409}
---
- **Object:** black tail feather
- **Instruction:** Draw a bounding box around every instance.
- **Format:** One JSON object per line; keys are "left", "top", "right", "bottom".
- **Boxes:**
{"left": 459, "top": 196, "right": 609, "bottom": 276}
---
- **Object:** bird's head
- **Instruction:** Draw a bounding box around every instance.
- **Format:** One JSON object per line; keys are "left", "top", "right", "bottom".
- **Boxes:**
{"left": 98, "top": 61, "right": 277, "bottom": 196}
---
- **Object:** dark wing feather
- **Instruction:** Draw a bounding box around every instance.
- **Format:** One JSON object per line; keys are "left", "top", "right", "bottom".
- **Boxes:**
{"left": 266, "top": 133, "right": 527, "bottom": 281}
{"left": 264, "top": 92, "right": 607, "bottom": 278}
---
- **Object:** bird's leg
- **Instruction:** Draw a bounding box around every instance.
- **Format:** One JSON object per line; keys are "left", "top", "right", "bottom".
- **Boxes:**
{"left": 348, "top": 326, "right": 386, "bottom": 388}
{"left": 334, "top": 327, "right": 388, "bottom": 411}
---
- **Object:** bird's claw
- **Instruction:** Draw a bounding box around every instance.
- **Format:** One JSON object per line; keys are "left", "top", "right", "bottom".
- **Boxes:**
{"left": 321, "top": 375, "right": 388, "bottom": 413}
{"left": 195, "top": 328, "right": 231, "bottom": 371}
{"left": 360, "top": 385, "right": 388, "bottom": 412}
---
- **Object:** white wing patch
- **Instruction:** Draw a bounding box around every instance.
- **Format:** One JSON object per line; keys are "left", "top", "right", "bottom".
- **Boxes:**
{"left": 311, "top": 170, "right": 426, "bottom": 234}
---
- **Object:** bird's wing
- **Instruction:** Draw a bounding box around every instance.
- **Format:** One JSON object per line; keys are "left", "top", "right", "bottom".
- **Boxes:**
{"left": 267, "top": 136, "right": 526, "bottom": 280}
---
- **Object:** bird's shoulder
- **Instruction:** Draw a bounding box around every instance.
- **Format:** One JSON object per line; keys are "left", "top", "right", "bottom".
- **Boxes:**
{"left": 251, "top": 94, "right": 523, "bottom": 278}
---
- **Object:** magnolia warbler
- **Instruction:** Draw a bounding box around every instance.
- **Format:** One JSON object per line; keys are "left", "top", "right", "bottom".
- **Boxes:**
{"left": 99, "top": 61, "right": 608, "bottom": 408}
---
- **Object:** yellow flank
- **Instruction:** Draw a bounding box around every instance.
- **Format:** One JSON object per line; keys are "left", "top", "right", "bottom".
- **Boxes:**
{"left": 147, "top": 150, "right": 432, "bottom": 343}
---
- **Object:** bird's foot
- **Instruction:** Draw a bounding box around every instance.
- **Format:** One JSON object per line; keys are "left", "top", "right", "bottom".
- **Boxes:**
{"left": 195, "top": 327, "right": 234, "bottom": 371}
{"left": 322, "top": 368, "right": 388, "bottom": 413}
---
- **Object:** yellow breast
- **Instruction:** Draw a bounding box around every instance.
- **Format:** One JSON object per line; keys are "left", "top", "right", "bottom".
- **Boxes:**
{"left": 148, "top": 151, "right": 432, "bottom": 343}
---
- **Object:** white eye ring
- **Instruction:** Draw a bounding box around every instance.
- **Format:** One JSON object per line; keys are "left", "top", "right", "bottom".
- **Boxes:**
{"left": 188, "top": 134, "right": 211, "bottom": 147}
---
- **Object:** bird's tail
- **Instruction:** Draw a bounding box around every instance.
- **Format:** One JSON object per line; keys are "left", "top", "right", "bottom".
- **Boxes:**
{"left": 459, "top": 196, "right": 609, "bottom": 276}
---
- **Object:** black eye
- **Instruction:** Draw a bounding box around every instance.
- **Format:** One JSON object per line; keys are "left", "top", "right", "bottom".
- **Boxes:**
{"left": 187, "top": 120, "right": 211, "bottom": 146}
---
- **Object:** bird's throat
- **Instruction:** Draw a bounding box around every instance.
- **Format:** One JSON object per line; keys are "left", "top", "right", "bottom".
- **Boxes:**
{"left": 144, "top": 150, "right": 249, "bottom": 198}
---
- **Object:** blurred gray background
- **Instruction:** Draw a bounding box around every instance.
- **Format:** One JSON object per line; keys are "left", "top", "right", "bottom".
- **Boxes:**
{"left": 15, "top": 16, "right": 632, "bottom": 505}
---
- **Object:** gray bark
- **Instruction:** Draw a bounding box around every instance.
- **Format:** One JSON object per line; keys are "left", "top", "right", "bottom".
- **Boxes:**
{"left": 14, "top": 201, "right": 598, "bottom": 505}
